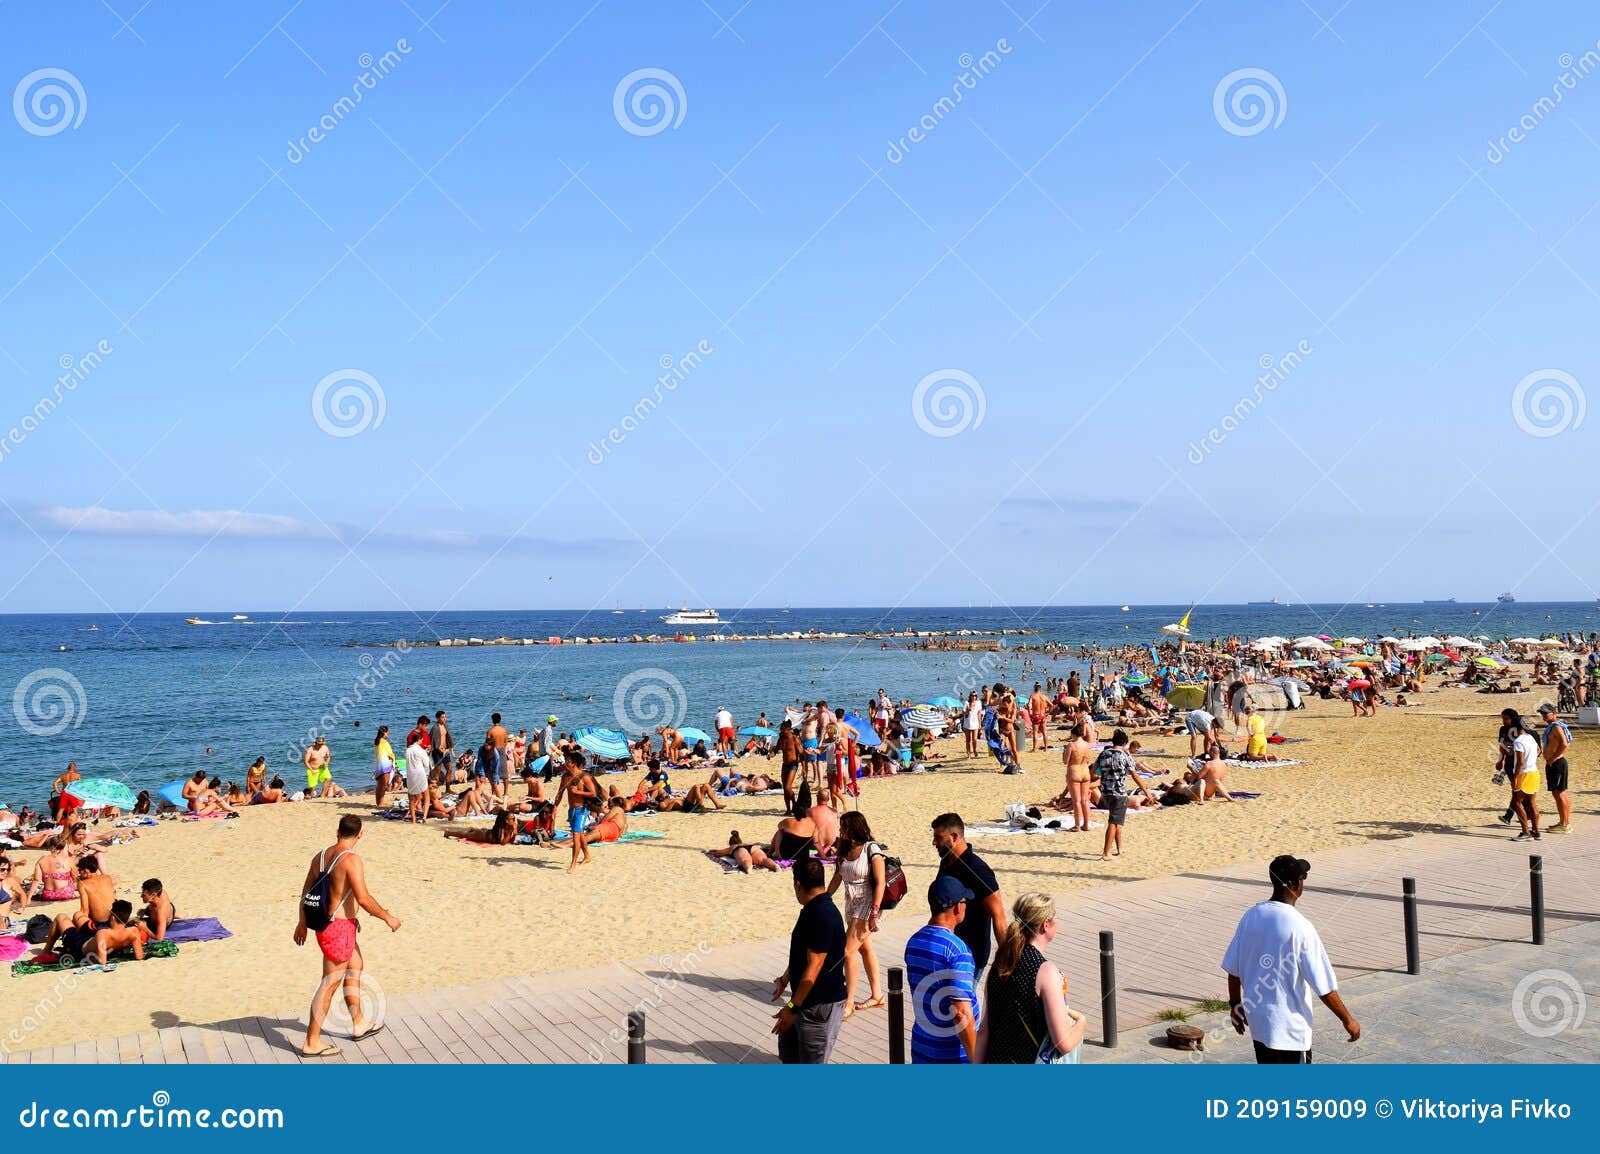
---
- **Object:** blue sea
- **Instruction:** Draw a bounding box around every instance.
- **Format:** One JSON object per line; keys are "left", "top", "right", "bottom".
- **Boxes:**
{"left": 2, "top": 601, "right": 1593, "bottom": 805}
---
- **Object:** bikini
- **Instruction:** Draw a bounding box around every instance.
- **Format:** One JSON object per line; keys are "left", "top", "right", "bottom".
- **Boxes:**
{"left": 38, "top": 864, "right": 76, "bottom": 902}
{"left": 775, "top": 829, "right": 812, "bottom": 860}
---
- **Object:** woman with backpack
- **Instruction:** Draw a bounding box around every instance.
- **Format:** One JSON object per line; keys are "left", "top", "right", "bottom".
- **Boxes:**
{"left": 827, "top": 810, "right": 886, "bottom": 1019}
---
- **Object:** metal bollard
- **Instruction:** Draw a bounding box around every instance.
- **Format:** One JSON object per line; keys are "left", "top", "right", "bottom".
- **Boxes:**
{"left": 1402, "top": 877, "right": 1420, "bottom": 975}
{"left": 887, "top": 966, "right": 906, "bottom": 1064}
{"left": 1099, "top": 930, "right": 1118, "bottom": 1047}
{"left": 1530, "top": 855, "right": 1545, "bottom": 945}
{"left": 627, "top": 1010, "right": 646, "bottom": 1064}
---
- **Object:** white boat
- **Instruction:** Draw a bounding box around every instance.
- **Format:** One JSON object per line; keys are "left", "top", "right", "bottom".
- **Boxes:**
{"left": 232, "top": 614, "right": 250, "bottom": 620}
{"left": 661, "top": 608, "right": 721, "bottom": 626}
{"left": 1121, "top": 605, "right": 1130, "bottom": 612}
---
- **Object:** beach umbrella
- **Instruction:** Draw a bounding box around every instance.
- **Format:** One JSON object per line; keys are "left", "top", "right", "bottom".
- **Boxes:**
{"left": 926, "top": 695, "right": 962, "bottom": 709}
{"left": 1254, "top": 636, "right": 1288, "bottom": 647}
{"left": 1538, "top": 638, "right": 1566, "bottom": 647}
{"left": 1165, "top": 685, "right": 1204, "bottom": 710}
{"left": 1293, "top": 636, "right": 1331, "bottom": 650}
{"left": 1122, "top": 671, "right": 1151, "bottom": 686}
{"left": 677, "top": 726, "right": 716, "bottom": 746}
{"left": 1475, "top": 656, "right": 1502, "bottom": 668}
{"left": 68, "top": 778, "right": 138, "bottom": 810}
{"left": 574, "top": 727, "right": 629, "bottom": 760}
{"left": 1288, "top": 659, "right": 1319, "bottom": 668}
{"left": 901, "top": 707, "right": 946, "bottom": 731}
{"left": 1453, "top": 639, "right": 1484, "bottom": 650}
{"left": 1379, "top": 635, "right": 1401, "bottom": 643}
{"left": 1424, "top": 654, "right": 1451, "bottom": 664}
{"left": 840, "top": 713, "right": 882, "bottom": 748}
{"left": 158, "top": 779, "right": 188, "bottom": 808}
{"left": 1415, "top": 636, "right": 1442, "bottom": 646}
{"left": 1347, "top": 659, "right": 1377, "bottom": 668}
{"left": 737, "top": 726, "right": 778, "bottom": 737}
{"left": 527, "top": 755, "right": 550, "bottom": 775}
{"left": 1397, "top": 639, "right": 1430, "bottom": 652}
{"left": 1341, "top": 637, "right": 1367, "bottom": 646}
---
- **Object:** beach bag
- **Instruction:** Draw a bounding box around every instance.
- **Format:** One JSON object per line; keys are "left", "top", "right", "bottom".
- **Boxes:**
{"left": 1022, "top": 1007, "right": 1080, "bottom": 1065}
{"left": 872, "top": 844, "right": 908, "bottom": 910}
{"left": 24, "top": 914, "right": 51, "bottom": 944}
{"left": 300, "top": 850, "right": 349, "bottom": 933}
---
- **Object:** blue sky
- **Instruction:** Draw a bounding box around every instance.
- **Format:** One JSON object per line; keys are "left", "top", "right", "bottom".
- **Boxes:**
{"left": 1, "top": 0, "right": 1597, "bottom": 612}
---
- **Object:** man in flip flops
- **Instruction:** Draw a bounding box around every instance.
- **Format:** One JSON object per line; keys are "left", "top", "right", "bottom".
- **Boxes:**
{"left": 294, "top": 815, "right": 402, "bottom": 1057}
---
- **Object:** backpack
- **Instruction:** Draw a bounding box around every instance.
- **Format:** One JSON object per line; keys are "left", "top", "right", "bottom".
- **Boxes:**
{"left": 300, "top": 849, "right": 350, "bottom": 933}
{"left": 871, "top": 843, "right": 908, "bottom": 911}
{"left": 24, "top": 913, "right": 51, "bottom": 944}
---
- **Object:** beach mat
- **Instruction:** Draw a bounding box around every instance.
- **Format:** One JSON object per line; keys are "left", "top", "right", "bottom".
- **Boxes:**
{"left": 550, "top": 829, "right": 665, "bottom": 844}
{"left": 11, "top": 938, "right": 179, "bottom": 977}
{"left": 1221, "top": 758, "right": 1303, "bottom": 767}
{"left": 164, "top": 917, "right": 232, "bottom": 944}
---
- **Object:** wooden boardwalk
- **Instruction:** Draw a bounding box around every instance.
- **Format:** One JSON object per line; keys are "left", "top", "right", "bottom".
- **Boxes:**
{"left": 7, "top": 824, "right": 1595, "bottom": 1063}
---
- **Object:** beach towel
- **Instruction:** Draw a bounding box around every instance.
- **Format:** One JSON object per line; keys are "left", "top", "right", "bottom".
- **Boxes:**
{"left": 114, "top": 817, "right": 158, "bottom": 827}
{"left": 11, "top": 938, "right": 179, "bottom": 976}
{"left": 967, "top": 820, "right": 1103, "bottom": 837}
{"left": 1228, "top": 791, "right": 1263, "bottom": 799}
{"left": 164, "top": 917, "right": 232, "bottom": 944}
{"left": 1220, "top": 758, "right": 1303, "bottom": 768}
{"left": 550, "top": 829, "right": 665, "bottom": 844}
{"left": 0, "top": 934, "right": 28, "bottom": 962}
{"left": 705, "top": 849, "right": 786, "bottom": 873}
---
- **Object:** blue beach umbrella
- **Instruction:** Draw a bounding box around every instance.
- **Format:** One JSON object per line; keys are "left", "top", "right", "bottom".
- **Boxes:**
{"left": 737, "top": 726, "right": 779, "bottom": 737}
{"left": 677, "top": 726, "right": 715, "bottom": 746}
{"left": 574, "top": 727, "right": 629, "bottom": 760}
{"left": 901, "top": 707, "right": 946, "bottom": 731}
{"left": 1122, "top": 672, "right": 1151, "bottom": 686}
{"left": 926, "top": 695, "right": 962, "bottom": 709}
{"left": 158, "top": 779, "right": 188, "bottom": 808}
{"left": 68, "top": 778, "right": 138, "bottom": 809}
{"left": 841, "top": 713, "right": 882, "bottom": 748}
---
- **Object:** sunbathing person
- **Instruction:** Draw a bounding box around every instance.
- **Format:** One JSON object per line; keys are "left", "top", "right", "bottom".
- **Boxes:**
{"left": 0, "top": 852, "right": 28, "bottom": 913}
{"left": 657, "top": 781, "right": 726, "bottom": 813}
{"left": 251, "top": 776, "right": 289, "bottom": 804}
{"left": 88, "top": 900, "right": 150, "bottom": 965}
{"left": 578, "top": 796, "right": 629, "bottom": 852}
{"left": 769, "top": 805, "right": 818, "bottom": 862}
{"left": 451, "top": 777, "right": 494, "bottom": 818}
{"left": 41, "top": 854, "right": 116, "bottom": 954}
{"left": 139, "top": 878, "right": 176, "bottom": 940}
{"left": 711, "top": 830, "right": 778, "bottom": 873}
{"left": 31, "top": 834, "right": 76, "bottom": 901}
{"left": 444, "top": 810, "right": 518, "bottom": 845}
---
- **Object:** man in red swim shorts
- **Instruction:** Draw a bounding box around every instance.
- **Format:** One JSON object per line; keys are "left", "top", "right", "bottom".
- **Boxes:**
{"left": 294, "top": 815, "right": 402, "bottom": 1058}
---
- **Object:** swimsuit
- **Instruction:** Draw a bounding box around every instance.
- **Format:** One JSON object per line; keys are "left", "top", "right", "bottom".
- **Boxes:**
{"left": 591, "top": 819, "right": 621, "bottom": 843}
{"left": 775, "top": 829, "right": 812, "bottom": 860}
{"left": 306, "top": 763, "right": 332, "bottom": 789}
{"left": 316, "top": 917, "right": 359, "bottom": 964}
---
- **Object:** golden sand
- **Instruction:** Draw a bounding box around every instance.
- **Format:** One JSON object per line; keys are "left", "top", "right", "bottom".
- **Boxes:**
{"left": 5, "top": 679, "right": 1574, "bottom": 1049}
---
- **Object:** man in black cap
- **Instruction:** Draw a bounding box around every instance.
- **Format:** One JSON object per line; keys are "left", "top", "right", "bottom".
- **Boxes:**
{"left": 1221, "top": 855, "right": 1359, "bottom": 1063}
{"left": 904, "top": 876, "right": 979, "bottom": 1063}
{"left": 770, "top": 857, "right": 847, "bottom": 1063}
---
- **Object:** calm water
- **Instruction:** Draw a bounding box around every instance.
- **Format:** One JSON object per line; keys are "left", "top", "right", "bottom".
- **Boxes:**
{"left": 3, "top": 601, "right": 1594, "bottom": 804}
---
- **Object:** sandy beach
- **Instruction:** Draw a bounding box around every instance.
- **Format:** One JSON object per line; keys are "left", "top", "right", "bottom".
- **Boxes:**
{"left": 5, "top": 677, "right": 1579, "bottom": 1051}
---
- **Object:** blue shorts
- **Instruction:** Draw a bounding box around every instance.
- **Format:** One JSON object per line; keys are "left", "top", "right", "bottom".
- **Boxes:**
{"left": 569, "top": 806, "right": 592, "bottom": 834}
{"left": 479, "top": 750, "right": 503, "bottom": 782}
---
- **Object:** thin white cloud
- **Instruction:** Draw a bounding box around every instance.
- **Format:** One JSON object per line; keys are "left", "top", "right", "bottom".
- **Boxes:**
{"left": 40, "top": 506, "right": 326, "bottom": 539}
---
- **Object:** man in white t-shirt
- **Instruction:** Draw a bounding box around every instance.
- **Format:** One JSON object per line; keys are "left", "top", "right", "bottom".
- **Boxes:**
{"left": 714, "top": 707, "right": 735, "bottom": 754}
{"left": 1221, "top": 855, "right": 1360, "bottom": 1063}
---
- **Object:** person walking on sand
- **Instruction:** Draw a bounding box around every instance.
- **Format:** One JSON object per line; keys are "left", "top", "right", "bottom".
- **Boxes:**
{"left": 1536, "top": 702, "right": 1574, "bottom": 833}
{"left": 1092, "top": 729, "right": 1156, "bottom": 861}
{"left": 1222, "top": 855, "right": 1358, "bottom": 1064}
{"left": 485, "top": 713, "right": 510, "bottom": 799}
{"left": 294, "top": 814, "right": 401, "bottom": 1058}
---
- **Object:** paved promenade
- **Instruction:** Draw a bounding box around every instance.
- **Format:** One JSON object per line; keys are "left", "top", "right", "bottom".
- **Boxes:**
{"left": 6, "top": 823, "right": 1596, "bottom": 1063}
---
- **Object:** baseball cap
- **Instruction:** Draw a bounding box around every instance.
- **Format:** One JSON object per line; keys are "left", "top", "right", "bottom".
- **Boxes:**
{"left": 547, "top": 715, "right": 558, "bottom": 724}
{"left": 928, "top": 875, "right": 974, "bottom": 913}
{"left": 1268, "top": 855, "right": 1311, "bottom": 887}
{"left": 1537, "top": 702, "right": 1557, "bottom": 715}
